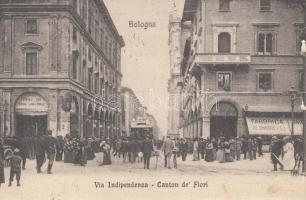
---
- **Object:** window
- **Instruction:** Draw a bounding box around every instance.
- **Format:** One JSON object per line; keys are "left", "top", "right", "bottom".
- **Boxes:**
{"left": 94, "top": 73, "right": 99, "bottom": 94}
{"left": 298, "top": 71, "right": 304, "bottom": 91}
{"left": 257, "top": 32, "right": 273, "bottom": 55}
{"left": 217, "top": 72, "right": 231, "bottom": 91}
{"left": 26, "top": 19, "right": 38, "bottom": 34}
{"left": 73, "top": 27, "right": 77, "bottom": 43}
{"left": 26, "top": 52, "right": 38, "bottom": 75}
{"left": 218, "top": 32, "right": 231, "bottom": 53}
{"left": 257, "top": 71, "right": 273, "bottom": 92}
{"left": 105, "top": 36, "right": 108, "bottom": 56}
{"left": 109, "top": 42, "right": 112, "bottom": 61}
{"left": 219, "top": 0, "right": 230, "bottom": 11}
{"left": 100, "top": 29, "right": 104, "bottom": 50}
{"left": 88, "top": 69, "right": 93, "bottom": 91}
{"left": 260, "top": 0, "right": 271, "bottom": 11}
{"left": 82, "top": 60, "right": 86, "bottom": 84}
{"left": 88, "top": 12, "right": 93, "bottom": 34}
{"left": 88, "top": 48, "right": 92, "bottom": 61}
{"left": 72, "top": 51, "right": 78, "bottom": 79}
{"left": 95, "top": 20, "right": 99, "bottom": 42}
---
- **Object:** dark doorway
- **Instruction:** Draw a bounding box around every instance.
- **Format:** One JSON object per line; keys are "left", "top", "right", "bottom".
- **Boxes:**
{"left": 16, "top": 114, "right": 47, "bottom": 136}
{"left": 210, "top": 102, "right": 238, "bottom": 140}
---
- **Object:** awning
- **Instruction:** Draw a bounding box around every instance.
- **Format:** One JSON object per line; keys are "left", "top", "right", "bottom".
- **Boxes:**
{"left": 246, "top": 117, "right": 302, "bottom": 135}
{"left": 246, "top": 105, "right": 302, "bottom": 113}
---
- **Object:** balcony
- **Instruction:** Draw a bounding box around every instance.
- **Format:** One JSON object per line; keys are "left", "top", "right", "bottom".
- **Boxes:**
{"left": 193, "top": 53, "right": 251, "bottom": 66}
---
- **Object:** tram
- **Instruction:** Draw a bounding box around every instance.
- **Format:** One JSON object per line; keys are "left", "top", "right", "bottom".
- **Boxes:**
{"left": 130, "top": 117, "right": 153, "bottom": 140}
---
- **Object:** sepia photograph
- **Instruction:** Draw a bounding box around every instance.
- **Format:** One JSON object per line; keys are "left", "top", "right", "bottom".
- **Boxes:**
{"left": 0, "top": 0, "right": 306, "bottom": 199}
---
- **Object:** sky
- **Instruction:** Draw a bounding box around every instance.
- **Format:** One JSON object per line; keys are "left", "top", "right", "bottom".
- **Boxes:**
{"left": 104, "top": 0, "right": 185, "bottom": 135}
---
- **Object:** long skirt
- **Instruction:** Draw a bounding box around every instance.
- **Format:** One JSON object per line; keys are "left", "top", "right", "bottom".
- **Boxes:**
{"left": 205, "top": 149, "right": 214, "bottom": 162}
{"left": 102, "top": 151, "right": 112, "bottom": 165}
{"left": 217, "top": 149, "right": 225, "bottom": 163}
{"left": 96, "top": 152, "right": 104, "bottom": 165}
{"left": 193, "top": 150, "right": 199, "bottom": 161}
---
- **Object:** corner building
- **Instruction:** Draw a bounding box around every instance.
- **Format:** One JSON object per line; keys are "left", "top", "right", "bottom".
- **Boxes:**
{"left": 180, "top": 0, "right": 305, "bottom": 139}
{"left": 0, "top": 0, "right": 124, "bottom": 138}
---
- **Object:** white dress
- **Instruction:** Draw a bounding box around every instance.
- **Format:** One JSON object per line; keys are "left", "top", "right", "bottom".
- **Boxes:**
{"left": 282, "top": 142, "right": 295, "bottom": 170}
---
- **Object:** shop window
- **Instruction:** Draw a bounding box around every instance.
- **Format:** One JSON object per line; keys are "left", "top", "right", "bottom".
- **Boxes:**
{"left": 260, "top": 0, "right": 271, "bottom": 11}
{"left": 26, "top": 52, "right": 38, "bottom": 75}
{"left": 26, "top": 19, "right": 38, "bottom": 34}
{"left": 257, "top": 71, "right": 273, "bottom": 92}
{"left": 257, "top": 33, "right": 273, "bottom": 55}
{"left": 219, "top": 0, "right": 230, "bottom": 11}
{"left": 217, "top": 72, "right": 231, "bottom": 91}
{"left": 218, "top": 32, "right": 231, "bottom": 53}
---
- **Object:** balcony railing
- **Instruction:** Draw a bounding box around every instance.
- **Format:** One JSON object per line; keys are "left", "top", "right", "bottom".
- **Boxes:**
{"left": 192, "top": 53, "right": 251, "bottom": 66}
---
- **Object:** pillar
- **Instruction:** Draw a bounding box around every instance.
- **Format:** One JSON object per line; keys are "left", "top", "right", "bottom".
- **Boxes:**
{"left": 202, "top": 116, "right": 210, "bottom": 139}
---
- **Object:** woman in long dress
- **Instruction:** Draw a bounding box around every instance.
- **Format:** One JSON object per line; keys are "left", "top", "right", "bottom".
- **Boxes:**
{"left": 282, "top": 136, "right": 295, "bottom": 170}
{"left": 0, "top": 139, "right": 5, "bottom": 188}
{"left": 205, "top": 141, "right": 214, "bottom": 162}
{"left": 217, "top": 139, "right": 225, "bottom": 163}
{"left": 102, "top": 141, "right": 112, "bottom": 165}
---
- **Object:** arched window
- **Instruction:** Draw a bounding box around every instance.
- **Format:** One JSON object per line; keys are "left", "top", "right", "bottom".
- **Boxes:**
{"left": 218, "top": 32, "right": 231, "bottom": 53}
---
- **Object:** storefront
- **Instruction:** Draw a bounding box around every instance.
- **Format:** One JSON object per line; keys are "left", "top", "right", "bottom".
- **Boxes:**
{"left": 14, "top": 93, "right": 49, "bottom": 136}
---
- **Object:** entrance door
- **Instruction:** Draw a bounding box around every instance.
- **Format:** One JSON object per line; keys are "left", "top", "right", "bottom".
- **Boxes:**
{"left": 210, "top": 102, "right": 238, "bottom": 139}
{"left": 16, "top": 114, "right": 47, "bottom": 136}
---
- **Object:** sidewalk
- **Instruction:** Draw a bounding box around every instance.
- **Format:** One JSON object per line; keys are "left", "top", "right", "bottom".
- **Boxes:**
{"left": 179, "top": 153, "right": 279, "bottom": 174}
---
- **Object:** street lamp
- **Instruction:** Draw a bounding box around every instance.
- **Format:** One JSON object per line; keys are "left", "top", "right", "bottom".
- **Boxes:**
{"left": 288, "top": 85, "right": 298, "bottom": 136}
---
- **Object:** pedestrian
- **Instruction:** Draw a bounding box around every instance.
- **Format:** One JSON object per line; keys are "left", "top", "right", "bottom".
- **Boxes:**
{"left": 142, "top": 135, "right": 153, "bottom": 169}
{"left": 8, "top": 149, "right": 22, "bottom": 187}
{"left": 173, "top": 147, "right": 178, "bottom": 169}
{"left": 17, "top": 134, "right": 28, "bottom": 170}
{"left": 45, "top": 130, "right": 57, "bottom": 174}
{"left": 270, "top": 136, "right": 284, "bottom": 171}
{"left": 192, "top": 138, "right": 199, "bottom": 161}
{"left": 257, "top": 137, "right": 263, "bottom": 157}
{"left": 252, "top": 138, "right": 258, "bottom": 160}
{"left": 161, "top": 136, "right": 174, "bottom": 169}
{"left": 235, "top": 137, "right": 242, "bottom": 160}
{"left": 180, "top": 138, "right": 188, "bottom": 161}
{"left": 102, "top": 139, "right": 111, "bottom": 165}
{"left": 282, "top": 136, "right": 295, "bottom": 170}
{"left": 34, "top": 134, "right": 46, "bottom": 173}
{"left": 130, "top": 139, "right": 137, "bottom": 163}
{"left": 97, "top": 140, "right": 104, "bottom": 166}
{"left": 217, "top": 137, "right": 225, "bottom": 163}
{"left": 241, "top": 137, "right": 248, "bottom": 160}
{"left": 247, "top": 138, "right": 253, "bottom": 160}
{"left": 229, "top": 138, "right": 236, "bottom": 160}
{"left": 205, "top": 140, "right": 214, "bottom": 162}
{"left": 199, "top": 138, "right": 206, "bottom": 160}
{"left": 224, "top": 141, "right": 233, "bottom": 162}
{"left": 56, "top": 136, "right": 64, "bottom": 161}
{"left": 0, "top": 138, "right": 5, "bottom": 188}
{"left": 121, "top": 138, "right": 128, "bottom": 163}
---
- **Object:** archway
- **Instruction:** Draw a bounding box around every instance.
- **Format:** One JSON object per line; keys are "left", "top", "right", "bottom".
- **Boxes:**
{"left": 210, "top": 102, "right": 238, "bottom": 140}
{"left": 15, "top": 93, "right": 48, "bottom": 136}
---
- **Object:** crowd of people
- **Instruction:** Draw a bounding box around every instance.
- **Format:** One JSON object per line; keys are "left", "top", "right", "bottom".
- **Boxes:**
{"left": 0, "top": 132, "right": 304, "bottom": 188}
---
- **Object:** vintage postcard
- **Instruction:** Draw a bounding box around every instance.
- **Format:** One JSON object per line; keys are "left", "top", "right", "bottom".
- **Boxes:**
{"left": 0, "top": 0, "right": 306, "bottom": 199}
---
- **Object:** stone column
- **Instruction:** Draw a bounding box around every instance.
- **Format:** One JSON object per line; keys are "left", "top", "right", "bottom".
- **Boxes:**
{"left": 202, "top": 116, "right": 210, "bottom": 139}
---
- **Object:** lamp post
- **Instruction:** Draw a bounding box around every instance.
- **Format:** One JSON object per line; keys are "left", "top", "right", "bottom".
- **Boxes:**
{"left": 288, "top": 86, "right": 298, "bottom": 136}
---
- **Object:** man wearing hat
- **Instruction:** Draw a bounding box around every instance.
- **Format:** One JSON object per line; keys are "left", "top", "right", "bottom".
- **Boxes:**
{"left": 45, "top": 130, "right": 57, "bottom": 174}
{"left": 9, "top": 149, "right": 22, "bottom": 187}
{"left": 270, "top": 136, "right": 284, "bottom": 171}
{"left": 142, "top": 135, "right": 154, "bottom": 169}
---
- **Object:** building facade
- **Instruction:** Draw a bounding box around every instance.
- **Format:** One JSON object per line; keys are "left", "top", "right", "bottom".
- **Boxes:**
{"left": 167, "top": 14, "right": 182, "bottom": 138}
{"left": 180, "top": 0, "right": 305, "bottom": 139}
{"left": 0, "top": 0, "right": 124, "bottom": 139}
{"left": 121, "top": 87, "right": 145, "bottom": 136}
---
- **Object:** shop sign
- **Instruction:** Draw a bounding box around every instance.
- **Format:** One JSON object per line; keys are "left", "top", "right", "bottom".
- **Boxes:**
{"left": 246, "top": 117, "right": 302, "bottom": 135}
{"left": 15, "top": 94, "right": 48, "bottom": 115}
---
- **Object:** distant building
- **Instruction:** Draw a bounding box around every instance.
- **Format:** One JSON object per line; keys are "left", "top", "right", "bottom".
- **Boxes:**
{"left": 0, "top": 0, "right": 124, "bottom": 138}
{"left": 179, "top": 0, "right": 305, "bottom": 139}
{"left": 121, "top": 87, "right": 145, "bottom": 136}
{"left": 146, "top": 113, "right": 161, "bottom": 140}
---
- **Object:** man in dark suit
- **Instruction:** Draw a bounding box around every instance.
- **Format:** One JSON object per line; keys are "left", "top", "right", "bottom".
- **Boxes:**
{"left": 34, "top": 134, "right": 46, "bottom": 173}
{"left": 45, "top": 130, "right": 57, "bottom": 174}
{"left": 142, "top": 136, "right": 153, "bottom": 169}
{"left": 17, "top": 134, "right": 28, "bottom": 170}
{"left": 270, "top": 136, "right": 284, "bottom": 171}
